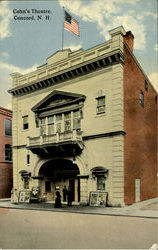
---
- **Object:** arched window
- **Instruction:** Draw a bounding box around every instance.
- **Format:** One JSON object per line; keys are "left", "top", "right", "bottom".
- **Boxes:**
{"left": 91, "top": 167, "right": 108, "bottom": 191}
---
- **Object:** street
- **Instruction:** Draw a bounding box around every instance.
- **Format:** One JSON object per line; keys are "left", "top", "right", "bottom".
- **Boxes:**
{"left": 0, "top": 207, "right": 157, "bottom": 249}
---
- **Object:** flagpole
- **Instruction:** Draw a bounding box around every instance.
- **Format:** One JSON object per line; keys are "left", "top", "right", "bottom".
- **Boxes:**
{"left": 62, "top": 7, "right": 65, "bottom": 50}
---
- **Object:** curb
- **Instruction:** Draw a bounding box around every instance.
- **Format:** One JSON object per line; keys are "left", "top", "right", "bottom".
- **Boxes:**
{"left": 0, "top": 204, "right": 157, "bottom": 219}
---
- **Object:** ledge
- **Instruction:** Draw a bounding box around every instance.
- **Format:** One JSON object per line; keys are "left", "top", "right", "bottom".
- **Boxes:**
{"left": 9, "top": 50, "right": 124, "bottom": 97}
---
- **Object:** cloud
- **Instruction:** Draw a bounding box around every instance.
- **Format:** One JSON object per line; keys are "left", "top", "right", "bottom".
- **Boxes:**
{"left": 0, "top": 1, "right": 12, "bottom": 39}
{"left": 148, "top": 72, "right": 158, "bottom": 92}
{"left": 0, "top": 62, "right": 38, "bottom": 108}
{"left": 59, "top": 0, "right": 150, "bottom": 50}
{"left": 104, "top": 15, "right": 146, "bottom": 50}
{"left": 142, "top": 11, "right": 157, "bottom": 19}
{"left": 6, "top": 102, "right": 12, "bottom": 110}
{"left": 64, "top": 43, "right": 82, "bottom": 51}
{"left": 0, "top": 51, "right": 9, "bottom": 59}
{"left": 0, "top": 61, "right": 38, "bottom": 75}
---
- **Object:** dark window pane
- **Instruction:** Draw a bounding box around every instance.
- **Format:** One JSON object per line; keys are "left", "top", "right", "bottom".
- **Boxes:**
{"left": 24, "top": 179, "right": 29, "bottom": 189}
{"left": 64, "top": 112, "right": 71, "bottom": 131}
{"left": 64, "top": 112, "right": 71, "bottom": 119}
{"left": 5, "top": 144, "right": 12, "bottom": 161}
{"left": 97, "top": 176, "right": 105, "bottom": 191}
{"left": 144, "top": 80, "right": 148, "bottom": 91}
{"left": 48, "top": 116, "right": 54, "bottom": 123}
{"left": 23, "top": 116, "right": 29, "bottom": 130}
{"left": 73, "top": 118, "right": 81, "bottom": 130}
{"left": 140, "top": 91, "right": 144, "bottom": 107}
{"left": 41, "top": 118, "right": 45, "bottom": 125}
{"left": 27, "top": 154, "right": 30, "bottom": 165}
{"left": 48, "top": 124, "right": 54, "bottom": 134}
{"left": 73, "top": 110, "right": 80, "bottom": 118}
{"left": 56, "top": 114, "right": 62, "bottom": 121}
{"left": 40, "top": 125, "right": 46, "bottom": 135}
{"left": 96, "top": 96, "right": 105, "bottom": 114}
{"left": 56, "top": 123, "right": 61, "bottom": 133}
{"left": 5, "top": 119, "right": 11, "bottom": 136}
{"left": 64, "top": 120, "right": 71, "bottom": 131}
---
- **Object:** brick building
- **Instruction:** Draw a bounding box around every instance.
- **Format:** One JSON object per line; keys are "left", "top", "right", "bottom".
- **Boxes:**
{"left": 9, "top": 26, "right": 157, "bottom": 206}
{"left": 0, "top": 107, "right": 13, "bottom": 198}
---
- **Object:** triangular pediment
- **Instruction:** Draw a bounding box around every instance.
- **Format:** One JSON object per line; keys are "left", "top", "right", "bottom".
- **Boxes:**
{"left": 32, "top": 90, "right": 86, "bottom": 113}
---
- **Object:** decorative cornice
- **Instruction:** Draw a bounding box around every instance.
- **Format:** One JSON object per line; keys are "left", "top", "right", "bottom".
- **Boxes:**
{"left": 9, "top": 50, "right": 124, "bottom": 97}
{"left": 31, "top": 90, "right": 86, "bottom": 113}
{"left": 0, "top": 107, "right": 12, "bottom": 117}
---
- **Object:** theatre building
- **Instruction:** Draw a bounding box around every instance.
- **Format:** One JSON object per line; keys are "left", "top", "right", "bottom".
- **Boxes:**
{"left": 0, "top": 107, "right": 13, "bottom": 198}
{"left": 9, "top": 26, "right": 157, "bottom": 206}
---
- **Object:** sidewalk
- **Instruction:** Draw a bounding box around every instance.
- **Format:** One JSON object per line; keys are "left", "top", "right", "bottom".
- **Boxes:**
{"left": 0, "top": 197, "right": 157, "bottom": 219}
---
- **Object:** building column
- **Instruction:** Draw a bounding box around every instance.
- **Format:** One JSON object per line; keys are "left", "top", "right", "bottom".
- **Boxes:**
{"left": 79, "top": 177, "right": 89, "bottom": 205}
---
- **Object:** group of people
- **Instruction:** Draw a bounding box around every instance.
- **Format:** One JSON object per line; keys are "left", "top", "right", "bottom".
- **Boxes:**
{"left": 54, "top": 185, "right": 73, "bottom": 208}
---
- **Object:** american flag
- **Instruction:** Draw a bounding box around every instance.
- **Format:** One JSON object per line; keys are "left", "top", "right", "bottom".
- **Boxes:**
{"left": 64, "top": 11, "right": 79, "bottom": 36}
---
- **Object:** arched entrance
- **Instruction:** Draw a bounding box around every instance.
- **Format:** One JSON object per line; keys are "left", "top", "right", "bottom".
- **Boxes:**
{"left": 38, "top": 159, "right": 80, "bottom": 202}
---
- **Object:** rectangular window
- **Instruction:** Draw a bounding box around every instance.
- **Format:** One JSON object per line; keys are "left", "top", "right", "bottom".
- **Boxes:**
{"left": 23, "top": 116, "right": 29, "bottom": 130}
{"left": 45, "top": 181, "right": 51, "bottom": 192}
{"left": 48, "top": 116, "right": 54, "bottom": 135}
{"left": 140, "top": 91, "right": 144, "bottom": 107}
{"left": 27, "top": 154, "right": 30, "bottom": 165}
{"left": 64, "top": 112, "right": 71, "bottom": 131}
{"left": 96, "top": 96, "right": 105, "bottom": 114}
{"left": 24, "top": 179, "right": 29, "bottom": 189}
{"left": 5, "top": 119, "right": 12, "bottom": 136}
{"left": 73, "top": 110, "right": 81, "bottom": 130}
{"left": 5, "top": 144, "right": 12, "bottom": 161}
{"left": 97, "top": 176, "right": 105, "bottom": 191}
{"left": 144, "top": 80, "right": 148, "bottom": 91}
{"left": 40, "top": 118, "right": 46, "bottom": 135}
{"left": 56, "top": 114, "right": 62, "bottom": 133}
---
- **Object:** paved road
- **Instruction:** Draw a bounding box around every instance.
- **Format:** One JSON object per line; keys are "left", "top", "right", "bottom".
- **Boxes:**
{"left": 0, "top": 208, "right": 157, "bottom": 249}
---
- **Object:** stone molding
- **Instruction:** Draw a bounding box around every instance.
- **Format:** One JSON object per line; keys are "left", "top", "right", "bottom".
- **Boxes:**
{"left": 9, "top": 50, "right": 124, "bottom": 97}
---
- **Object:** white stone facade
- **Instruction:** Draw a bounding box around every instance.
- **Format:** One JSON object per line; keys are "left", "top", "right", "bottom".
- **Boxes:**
{"left": 10, "top": 26, "right": 126, "bottom": 206}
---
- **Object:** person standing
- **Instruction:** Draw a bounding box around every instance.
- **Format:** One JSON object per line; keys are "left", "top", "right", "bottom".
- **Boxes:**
{"left": 67, "top": 186, "right": 73, "bottom": 206}
{"left": 54, "top": 187, "right": 62, "bottom": 208}
{"left": 62, "top": 185, "right": 67, "bottom": 202}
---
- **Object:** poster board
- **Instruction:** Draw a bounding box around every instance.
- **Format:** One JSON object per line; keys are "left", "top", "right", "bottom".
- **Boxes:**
{"left": 89, "top": 191, "right": 108, "bottom": 207}
{"left": 19, "top": 191, "right": 31, "bottom": 203}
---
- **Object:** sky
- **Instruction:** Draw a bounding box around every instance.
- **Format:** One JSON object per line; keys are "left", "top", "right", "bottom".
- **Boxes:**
{"left": 0, "top": 0, "right": 157, "bottom": 109}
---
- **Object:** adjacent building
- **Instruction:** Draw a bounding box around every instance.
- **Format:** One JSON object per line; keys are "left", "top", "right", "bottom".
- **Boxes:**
{"left": 0, "top": 107, "right": 13, "bottom": 198}
{"left": 9, "top": 26, "right": 157, "bottom": 206}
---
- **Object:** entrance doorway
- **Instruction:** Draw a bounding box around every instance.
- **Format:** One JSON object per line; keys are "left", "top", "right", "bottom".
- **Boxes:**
{"left": 39, "top": 159, "right": 80, "bottom": 202}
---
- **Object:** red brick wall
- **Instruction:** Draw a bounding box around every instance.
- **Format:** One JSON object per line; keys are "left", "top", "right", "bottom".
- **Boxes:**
{"left": 123, "top": 44, "right": 157, "bottom": 205}
{"left": 0, "top": 107, "right": 13, "bottom": 198}
{"left": 0, "top": 164, "right": 13, "bottom": 198}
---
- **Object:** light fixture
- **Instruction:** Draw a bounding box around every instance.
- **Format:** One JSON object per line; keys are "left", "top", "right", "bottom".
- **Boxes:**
{"left": 72, "top": 155, "right": 76, "bottom": 164}
{"left": 72, "top": 148, "right": 76, "bottom": 164}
